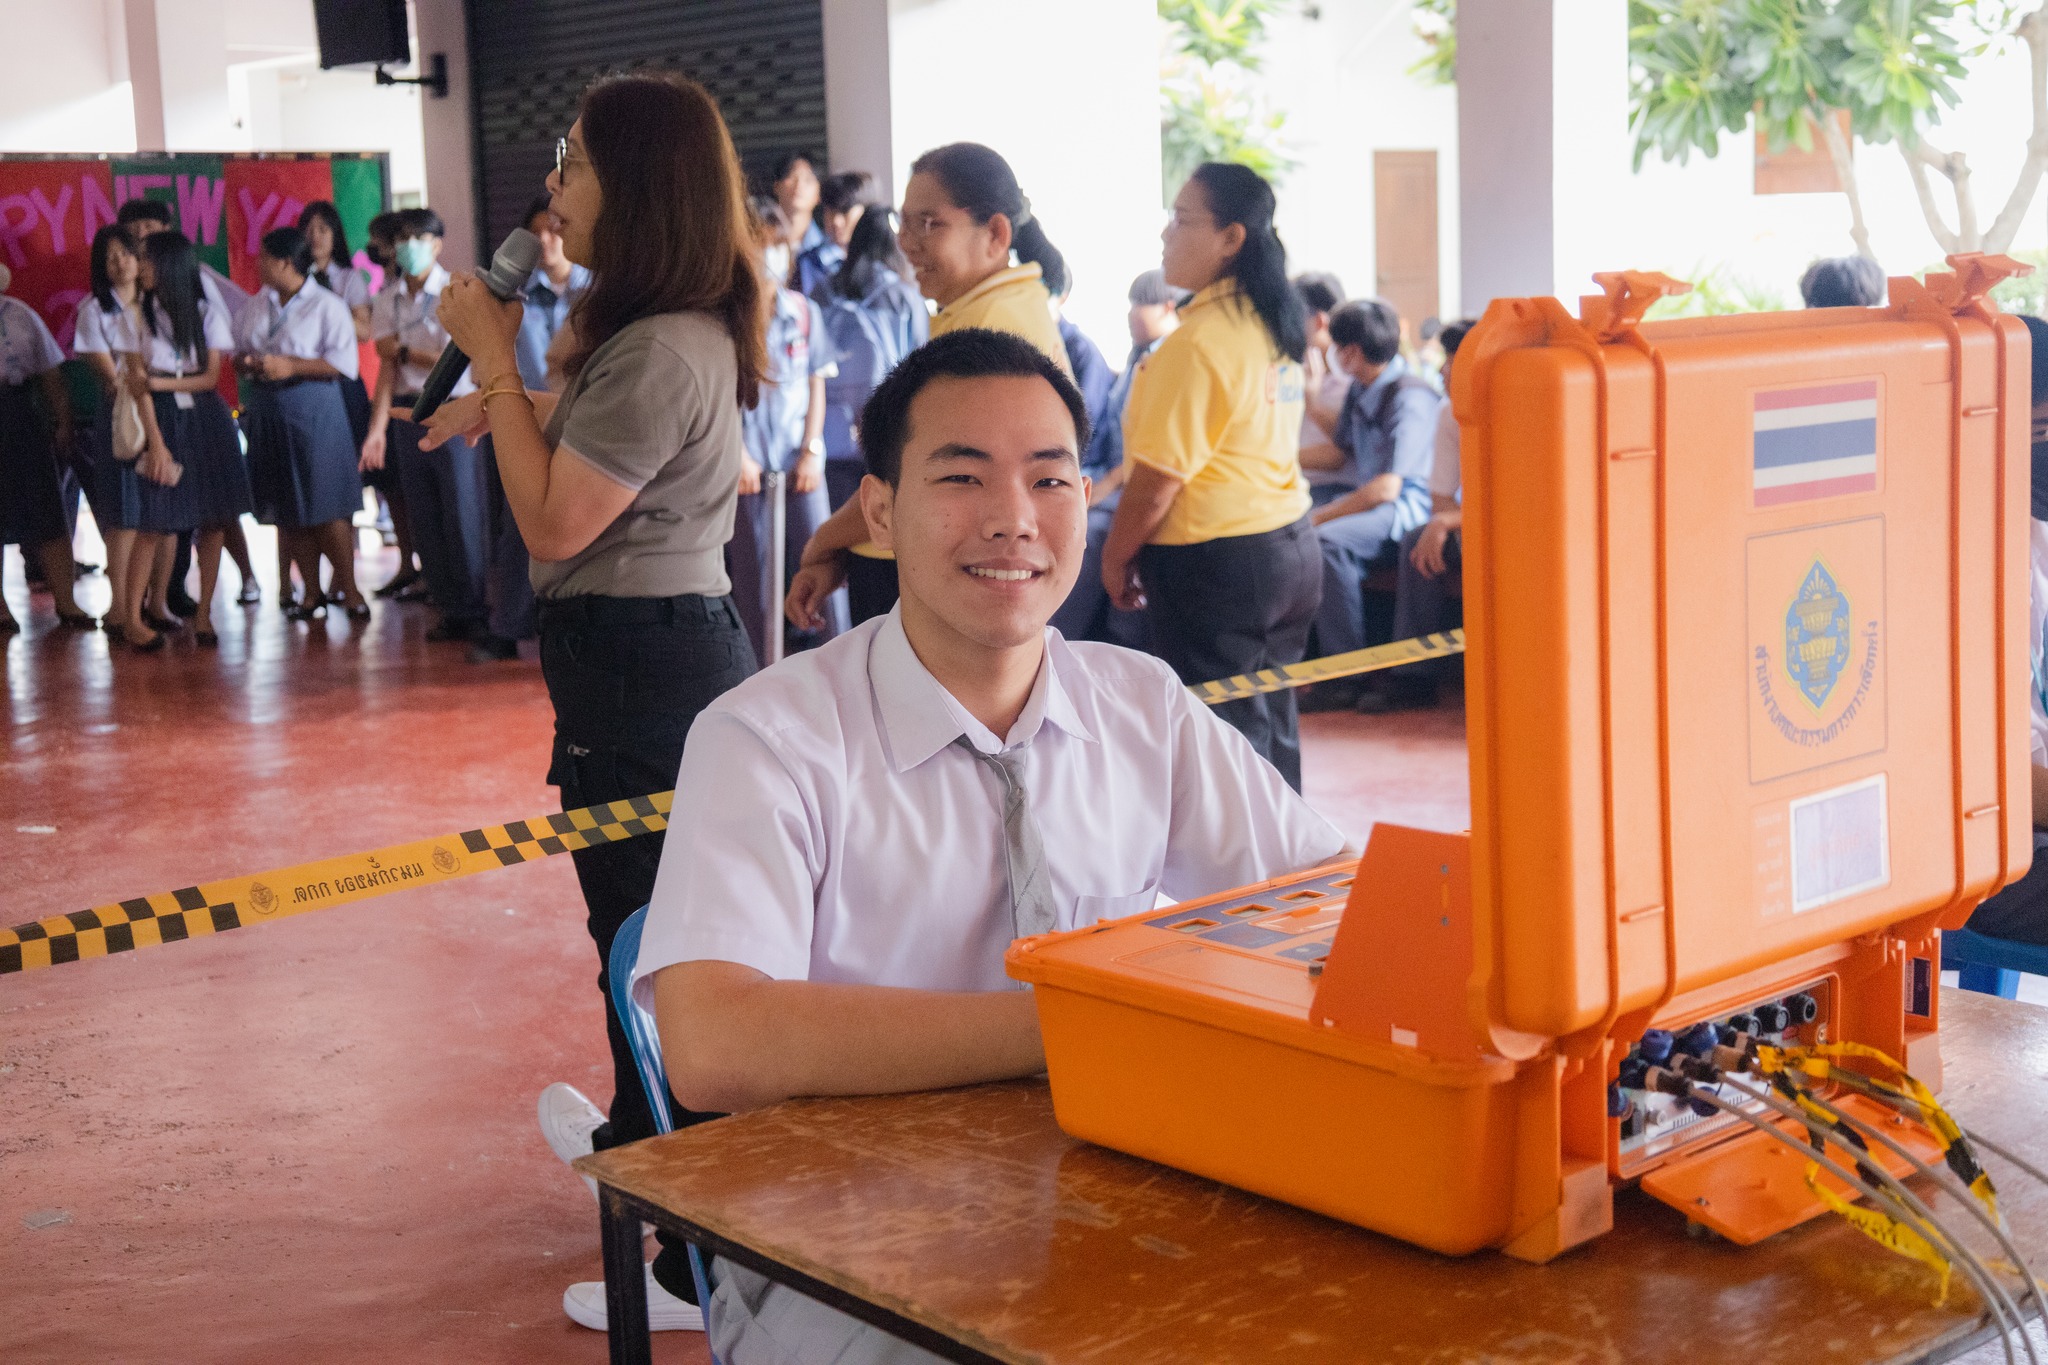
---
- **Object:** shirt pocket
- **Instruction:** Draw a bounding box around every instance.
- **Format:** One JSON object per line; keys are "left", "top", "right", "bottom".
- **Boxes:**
{"left": 1070, "top": 880, "right": 1162, "bottom": 932}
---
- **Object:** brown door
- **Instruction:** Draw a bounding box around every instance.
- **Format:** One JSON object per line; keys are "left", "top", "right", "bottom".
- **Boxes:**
{"left": 1374, "top": 150, "right": 1440, "bottom": 334}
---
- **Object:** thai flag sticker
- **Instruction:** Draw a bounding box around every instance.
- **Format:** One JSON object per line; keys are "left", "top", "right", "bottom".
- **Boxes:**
{"left": 1753, "top": 380, "right": 1879, "bottom": 508}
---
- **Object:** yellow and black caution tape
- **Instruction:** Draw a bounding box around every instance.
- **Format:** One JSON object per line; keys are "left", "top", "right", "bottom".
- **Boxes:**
{"left": 1189, "top": 628, "right": 1463, "bottom": 704}
{"left": 1, "top": 628, "right": 1466, "bottom": 977}
{"left": 0, "top": 794, "right": 670, "bottom": 976}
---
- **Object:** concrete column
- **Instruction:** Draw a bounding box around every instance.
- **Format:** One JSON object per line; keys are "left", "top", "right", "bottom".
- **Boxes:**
{"left": 120, "top": 0, "right": 167, "bottom": 150}
{"left": 822, "top": 0, "right": 894, "bottom": 202}
{"left": 1457, "top": 0, "right": 1629, "bottom": 312}
{"left": 411, "top": 0, "right": 477, "bottom": 270}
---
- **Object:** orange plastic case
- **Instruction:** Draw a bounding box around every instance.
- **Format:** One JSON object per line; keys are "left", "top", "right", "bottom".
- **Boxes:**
{"left": 1007, "top": 257, "right": 2034, "bottom": 1260}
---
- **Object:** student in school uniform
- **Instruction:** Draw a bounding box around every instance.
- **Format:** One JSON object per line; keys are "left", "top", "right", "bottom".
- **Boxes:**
{"left": 286, "top": 201, "right": 377, "bottom": 611}
{"left": 1300, "top": 297, "right": 1442, "bottom": 710}
{"left": 1356, "top": 318, "right": 1475, "bottom": 715}
{"left": 235, "top": 226, "right": 371, "bottom": 629}
{"left": 470, "top": 195, "right": 590, "bottom": 664}
{"left": 813, "top": 207, "right": 928, "bottom": 514}
{"left": 1048, "top": 268, "right": 1182, "bottom": 649}
{"left": 786, "top": 142, "right": 1073, "bottom": 632}
{"left": 0, "top": 263, "right": 93, "bottom": 632}
{"left": 792, "top": 170, "right": 870, "bottom": 300}
{"left": 730, "top": 197, "right": 843, "bottom": 661}
{"left": 362, "top": 207, "right": 491, "bottom": 643}
{"left": 1101, "top": 162, "right": 1321, "bottom": 791}
{"left": 115, "top": 198, "right": 258, "bottom": 617}
{"left": 632, "top": 329, "right": 1349, "bottom": 1360}
{"left": 128, "top": 231, "right": 254, "bottom": 648}
{"left": 1293, "top": 271, "right": 1358, "bottom": 509}
{"left": 357, "top": 210, "right": 423, "bottom": 599}
{"left": 769, "top": 152, "right": 825, "bottom": 274}
{"left": 72, "top": 225, "right": 149, "bottom": 635}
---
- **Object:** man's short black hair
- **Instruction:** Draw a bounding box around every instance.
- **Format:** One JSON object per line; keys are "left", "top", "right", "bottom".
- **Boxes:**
{"left": 1799, "top": 255, "right": 1885, "bottom": 309}
{"left": 1327, "top": 297, "right": 1401, "bottom": 366}
{"left": 858, "top": 329, "right": 1090, "bottom": 486}
{"left": 116, "top": 198, "right": 173, "bottom": 228}
{"left": 1293, "top": 271, "right": 1344, "bottom": 317}
{"left": 397, "top": 207, "right": 445, "bottom": 239}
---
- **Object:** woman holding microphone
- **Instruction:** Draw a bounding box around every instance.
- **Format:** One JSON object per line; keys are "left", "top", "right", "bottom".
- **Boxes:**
{"left": 410, "top": 71, "right": 764, "bottom": 1335}
{"left": 1100, "top": 162, "right": 1319, "bottom": 791}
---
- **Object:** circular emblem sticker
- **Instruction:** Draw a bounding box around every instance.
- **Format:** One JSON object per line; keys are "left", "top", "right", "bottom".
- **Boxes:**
{"left": 432, "top": 845, "right": 461, "bottom": 875}
{"left": 248, "top": 882, "right": 277, "bottom": 916}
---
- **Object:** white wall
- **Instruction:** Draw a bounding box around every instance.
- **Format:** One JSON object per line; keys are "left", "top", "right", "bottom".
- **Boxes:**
{"left": 823, "top": 0, "right": 894, "bottom": 203}
{"left": 885, "top": 0, "right": 1160, "bottom": 354}
{"left": 0, "top": 0, "right": 139, "bottom": 153}
{"left": 410, "top": 0, "right": 475, "bottom": 269}
{"left": 1260, "top": 0, "right": 1462, "bottom": 323}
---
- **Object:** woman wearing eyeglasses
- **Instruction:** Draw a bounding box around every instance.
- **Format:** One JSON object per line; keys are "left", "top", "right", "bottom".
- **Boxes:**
{"left": 785, "top": 141, "right": 1072, "bottom": 629}
{"left": 412, "top": 72, "right": 765, "bottom": 1337}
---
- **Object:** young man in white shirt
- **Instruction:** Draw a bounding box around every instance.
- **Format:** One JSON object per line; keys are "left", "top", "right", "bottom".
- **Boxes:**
{"left": 613, "top": 328, "right": 1350, "bottom": 1360}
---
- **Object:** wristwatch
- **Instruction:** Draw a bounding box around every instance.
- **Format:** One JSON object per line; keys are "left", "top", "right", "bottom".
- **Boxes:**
{"left": 803, "top": 436, "right": 826, "bottom": 458}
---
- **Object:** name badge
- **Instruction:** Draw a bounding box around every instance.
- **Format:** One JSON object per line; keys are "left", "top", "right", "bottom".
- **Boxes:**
{"left": 174, "top": 391, "right": 195, "bottom": 410}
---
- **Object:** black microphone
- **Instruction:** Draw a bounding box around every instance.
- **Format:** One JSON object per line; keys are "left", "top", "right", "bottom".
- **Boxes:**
{"left": 408, "top": 227, "right": 542, "bottom": 422}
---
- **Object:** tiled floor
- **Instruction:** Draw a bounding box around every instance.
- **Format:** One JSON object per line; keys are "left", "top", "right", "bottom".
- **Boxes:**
{"left": 0, "top": 538, "right": 1471, "bottom": 1364}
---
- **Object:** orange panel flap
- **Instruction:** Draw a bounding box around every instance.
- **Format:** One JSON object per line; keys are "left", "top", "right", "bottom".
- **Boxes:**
{"left": 1638, "top": 1092, "right": 1948, "bottom": 1245}
{"left": 1311, "top": 825, "right": 1486, "bottom": 1062}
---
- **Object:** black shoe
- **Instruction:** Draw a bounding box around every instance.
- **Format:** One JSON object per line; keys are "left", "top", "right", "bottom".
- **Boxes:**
{"left": 373, "top": 572, "right": 422, "bottom": 600}
{"left": 75, "top": 562, "right": 102, "bottom": 579}
{"left": 466, "top": 633, "right": 519, "bottom": 662}
{"left": 426, "top": 619, "right": 478, "bottom": 643}
{"left": 236, "top": 581, "right": 261, "bottom": 605}
{"left": 165, "top": 591, "right": 199, "bottom": 618}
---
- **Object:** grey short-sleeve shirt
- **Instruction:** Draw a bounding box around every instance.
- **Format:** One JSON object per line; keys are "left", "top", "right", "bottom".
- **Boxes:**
{"left": 531, "top": 311, "right": 742, "bottom": 600}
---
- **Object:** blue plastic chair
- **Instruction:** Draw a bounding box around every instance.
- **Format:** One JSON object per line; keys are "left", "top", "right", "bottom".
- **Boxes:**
{"left": 1944, "top": 926, "right": 2048, "bottom": 1000}
{"left": 607, "top": 905, "right": 719, "bottom": 1355}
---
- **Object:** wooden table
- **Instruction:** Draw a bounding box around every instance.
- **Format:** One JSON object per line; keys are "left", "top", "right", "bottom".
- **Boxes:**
{"left": 578, "top": 989, "right": 2048, "bottom": 1365}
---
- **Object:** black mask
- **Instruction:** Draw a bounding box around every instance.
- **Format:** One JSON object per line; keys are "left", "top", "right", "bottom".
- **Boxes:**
{"left": 2033, "top": 439, "right": 2048, "bottom": 522}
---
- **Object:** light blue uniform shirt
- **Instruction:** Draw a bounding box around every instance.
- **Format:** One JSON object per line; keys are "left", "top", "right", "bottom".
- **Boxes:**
{"left": 1336, "top": 354, "right": 1440, "bottom": 536}
{"left": 234, "top": 283, "right": 360, "bottom": 379}
{"left": 741, "top": 286, "right": 838, "bottom": 472}
{"left": 515, "top": 264, "right": 590, "bottom": 391}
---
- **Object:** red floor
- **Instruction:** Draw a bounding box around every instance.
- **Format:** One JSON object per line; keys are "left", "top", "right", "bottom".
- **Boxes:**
{"left": 0, "top": 539, "right": 1469, "bottom": 1364}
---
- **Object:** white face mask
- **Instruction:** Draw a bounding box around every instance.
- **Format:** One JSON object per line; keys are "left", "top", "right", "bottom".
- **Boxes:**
{"left": 763, "top": 244, "right": 791, "bottom": 283}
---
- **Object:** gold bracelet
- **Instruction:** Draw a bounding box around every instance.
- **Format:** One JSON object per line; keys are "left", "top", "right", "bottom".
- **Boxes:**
{"left": 481, "top": 371, "right": 524, "bottom": 394}
{"left": 478, "top": 384, "right": 533, "bottom": 407}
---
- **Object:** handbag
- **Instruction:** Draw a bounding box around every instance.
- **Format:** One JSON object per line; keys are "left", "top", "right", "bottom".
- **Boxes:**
{"left": 110, "top": 359, "right": 147, "bottom": 462}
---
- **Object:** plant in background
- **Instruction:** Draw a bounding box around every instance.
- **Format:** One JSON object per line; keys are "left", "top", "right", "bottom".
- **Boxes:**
{"left": 1627, "top": 0, "right": 2048, "bottom": 262}
{"left": 1643, "top": 261, "right": 1793, "bottom": 318}
{"left": 1159, "top": 0, "right": 1297, "bottom": 199}
{"left": 1409, "top": 0, "right": 1456, "bottom": 85}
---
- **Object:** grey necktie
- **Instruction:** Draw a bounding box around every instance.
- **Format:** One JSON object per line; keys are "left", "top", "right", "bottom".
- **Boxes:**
{"left": 955, "top": 736, "right": 1060, "bottom": 939}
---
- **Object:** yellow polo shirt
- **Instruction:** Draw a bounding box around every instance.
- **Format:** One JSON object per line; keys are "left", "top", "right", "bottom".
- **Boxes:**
{"left": 929, "top": 262, "right": 1073, "bottom": 377}
{"left": 850, "top": 262, "right": 1073, "bottom": 560}
{"left": 1121, "top": 282, "right": 1309, "bottom": 545}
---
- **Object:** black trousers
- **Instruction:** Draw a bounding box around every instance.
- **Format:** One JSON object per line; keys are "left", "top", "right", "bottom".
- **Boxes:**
{"left": 1967, "top": 829, "right": 2048, "bottom": 945}
{"left": 539, "top": 591, "right": 758, "bottom": 1299}
{"left": 1139, "top": 516, "right": 1322, "bottom": 791}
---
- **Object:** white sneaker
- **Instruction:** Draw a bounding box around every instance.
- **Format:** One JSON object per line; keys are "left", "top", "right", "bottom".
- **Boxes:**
{"left": 538, "top": 1082, "right": 607, "bottom": 1197}
{"left": 563, "top": 1263, "right": 706, "bottom": 1333}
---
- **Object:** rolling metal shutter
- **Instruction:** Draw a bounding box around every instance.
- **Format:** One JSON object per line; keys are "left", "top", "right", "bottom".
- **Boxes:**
{"left": 466, "top": 0, "right": 827, "bottom": 250}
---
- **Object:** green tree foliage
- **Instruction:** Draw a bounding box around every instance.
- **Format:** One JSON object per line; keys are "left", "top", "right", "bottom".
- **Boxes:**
{"left": 1409, "top": 0, "right": 1456, "bottom": 85}
{"left": 1627, "top": 0, "right": 2048, "bottom": 258}
{"left": 1159, "top": 0, "right": 1297, "bottom": 199}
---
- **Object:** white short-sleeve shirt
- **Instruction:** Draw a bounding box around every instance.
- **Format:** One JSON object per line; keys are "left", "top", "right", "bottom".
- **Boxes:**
{"left": 0, "top": 296, "right": 66, "bottom": 387}
{"left": 630, "top": 610, "right": 1347, "bottom": 1007}
{"left": 72, "top": 295, "right": 146, "bottom": 358}
{"left": 140, "top": 296, "right": 234, "bottom": 376}
{"left": 318, "top": 264, "right": 372, "bottom": 312}
{"left": 235, "top": 283, "right": 360, "bottom": 380}
{"left": 1428, "top": 402, "right": 1461, "bottom": 501}
{"left": 369, "top": 265, "right": 470, "bottom": 397}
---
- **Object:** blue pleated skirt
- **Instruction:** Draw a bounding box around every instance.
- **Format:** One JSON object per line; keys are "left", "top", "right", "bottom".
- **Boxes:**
{"left": 136, "top": 390, "right": 252, "bottom": 533}
{"left": 0, "top": 384, "right": 68, "bottom": 547}
{"left": 243, "top": 378, "right": 363, "bottom": 529}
